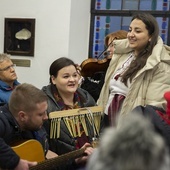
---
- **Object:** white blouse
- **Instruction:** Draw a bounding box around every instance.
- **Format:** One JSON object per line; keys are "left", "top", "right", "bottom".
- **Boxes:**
{"left": 105, "top": 53, "right": 135, "bottom": 115}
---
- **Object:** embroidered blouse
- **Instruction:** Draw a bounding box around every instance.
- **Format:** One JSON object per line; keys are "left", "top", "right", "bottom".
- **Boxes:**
{"left": 105, "top": 53, "right": 135, "bottom": 125}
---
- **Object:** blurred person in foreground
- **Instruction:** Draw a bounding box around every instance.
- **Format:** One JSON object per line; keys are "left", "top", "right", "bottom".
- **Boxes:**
{"left": 87, "top": 113, "right": 170, "bottom": 170}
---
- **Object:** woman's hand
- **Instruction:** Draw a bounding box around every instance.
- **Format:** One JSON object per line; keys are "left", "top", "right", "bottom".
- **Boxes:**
{"left": 75, "top": 143, "right": 94, "bottom": 164}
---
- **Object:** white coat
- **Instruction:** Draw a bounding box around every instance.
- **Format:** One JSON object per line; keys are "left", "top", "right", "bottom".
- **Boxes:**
{"left": 98, "top": 37, "right": 170, "bottom": 117}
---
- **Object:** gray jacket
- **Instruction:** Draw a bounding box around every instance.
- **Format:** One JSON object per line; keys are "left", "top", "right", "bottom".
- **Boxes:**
{"left": 42, "top": 85, "right": 96, "bottom": 155}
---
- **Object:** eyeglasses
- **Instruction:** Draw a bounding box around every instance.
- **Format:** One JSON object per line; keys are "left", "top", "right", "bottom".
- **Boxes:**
{"left": 0, "top": 64, "right": 16, "bottom": 72}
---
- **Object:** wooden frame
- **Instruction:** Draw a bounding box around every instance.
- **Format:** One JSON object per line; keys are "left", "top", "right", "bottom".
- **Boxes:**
{"left": 4, "top": 18, "right": 35, "bottom": 56}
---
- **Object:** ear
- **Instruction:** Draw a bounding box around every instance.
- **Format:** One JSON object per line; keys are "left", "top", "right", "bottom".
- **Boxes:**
{"left": 51, "top": 75, "right": 56, "bottom": 85}
{"left": 18, "top": 111, "right": 27, "bottom": 122}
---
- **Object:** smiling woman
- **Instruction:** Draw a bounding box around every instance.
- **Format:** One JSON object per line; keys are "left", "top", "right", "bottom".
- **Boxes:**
{"left": 97, "top": 12, "right": 170, "bottom": 128}
{"left": 41, "top": 57, "right": 97, "bottom": 170}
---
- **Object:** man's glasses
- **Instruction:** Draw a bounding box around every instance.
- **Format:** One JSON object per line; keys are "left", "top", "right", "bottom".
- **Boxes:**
{"left": 0, "top": 64, "right": 16, "bottom": 72}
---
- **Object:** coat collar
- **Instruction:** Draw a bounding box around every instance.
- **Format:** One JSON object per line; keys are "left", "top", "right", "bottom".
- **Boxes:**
{"left": 114, "top": 37, "right": 170, "bottom": 76}
{"left": 0, "top": 80, "right": 20, "bottom": 90}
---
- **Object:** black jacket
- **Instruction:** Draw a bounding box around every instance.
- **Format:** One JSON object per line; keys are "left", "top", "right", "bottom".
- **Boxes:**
{"left": 0, "top": 104, "right": 48, "bottom": 169}
{"left": 132, "top": 105, "right": 170, "bottom": 150}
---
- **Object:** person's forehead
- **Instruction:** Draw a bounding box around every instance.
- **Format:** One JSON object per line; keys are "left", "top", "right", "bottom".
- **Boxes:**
{"left": 0, "top": 59, "right": 13, "bottom": 68}
{"left": 35, "top": 101, "right": 48, "bottom": 111}
{"left": 58, "top": 65, "right": 76, "bottom": 74}
{"left": 130, "top": 19, "right": 146, "bottom": 28}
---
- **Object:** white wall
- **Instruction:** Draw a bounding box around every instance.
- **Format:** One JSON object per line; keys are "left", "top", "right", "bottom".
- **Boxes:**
{"left": 0, "top": 0, "right": 91, "bottom": 88}
{"left": 69, "top": 0, "right": 91, "bottom": 60}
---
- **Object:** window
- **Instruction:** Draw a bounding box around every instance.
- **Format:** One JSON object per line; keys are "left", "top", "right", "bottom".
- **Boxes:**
{"left": 89, "top": 0, "right": 170, "bottom": 58}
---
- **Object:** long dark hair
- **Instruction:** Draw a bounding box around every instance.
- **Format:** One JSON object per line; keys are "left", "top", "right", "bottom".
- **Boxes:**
{"left": 121, "top": 13, "right": 159, "bottom": 86}
{"left": 49, "top": 57, "right": 77, "bottom": 84}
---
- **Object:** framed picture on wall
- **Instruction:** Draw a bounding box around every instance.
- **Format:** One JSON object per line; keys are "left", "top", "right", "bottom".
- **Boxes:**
{"left": 4, "top": 18, "right": 35, "bottom": 56}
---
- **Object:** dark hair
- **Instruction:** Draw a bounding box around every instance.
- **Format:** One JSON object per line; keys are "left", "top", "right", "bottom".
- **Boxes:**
{"left": 9, "top": 83, "right": 47, "bottom": 116}
{"left": 49, "top": 57, "right": 77, "bottom": 84}
{"left": 121, "top": 12, "right": 159, "bottom": 85}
